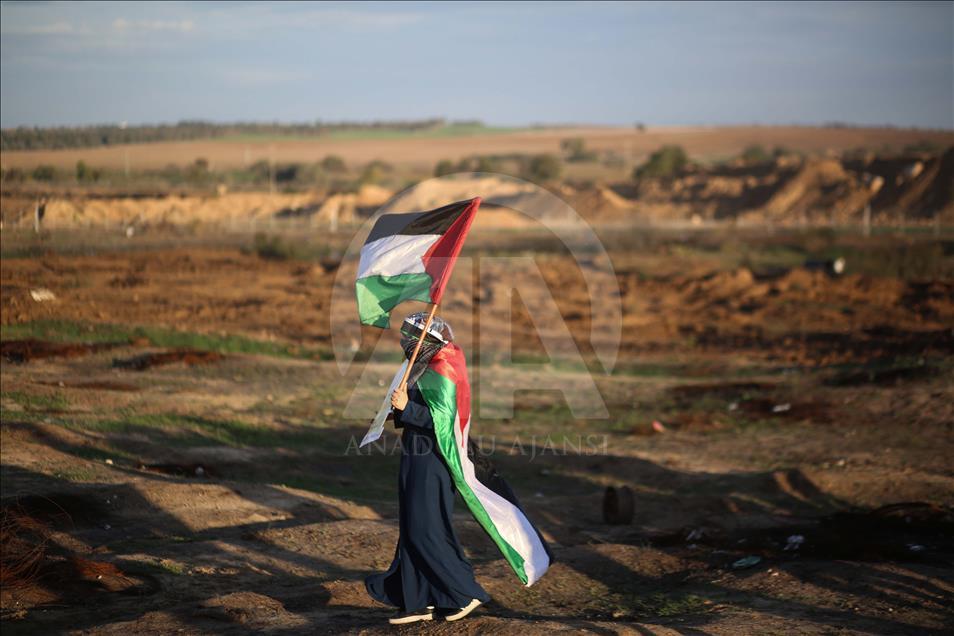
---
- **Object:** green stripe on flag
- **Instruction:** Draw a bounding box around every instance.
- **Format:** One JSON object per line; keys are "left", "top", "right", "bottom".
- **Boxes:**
{"left": 355, "top": 273, "right": 434, "bottom": 327}
{"left": 418, "top": 368, "right": 529, "bottom": 584}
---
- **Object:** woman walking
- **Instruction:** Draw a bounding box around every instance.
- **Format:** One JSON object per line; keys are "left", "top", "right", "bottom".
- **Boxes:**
{"left": 365, "top": 312, "right": 551, "bottom": 624}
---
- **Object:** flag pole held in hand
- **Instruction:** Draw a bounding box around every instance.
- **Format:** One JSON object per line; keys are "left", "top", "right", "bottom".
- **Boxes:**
{"left": 398, "top": 302, "right": 438, "bottom": 391}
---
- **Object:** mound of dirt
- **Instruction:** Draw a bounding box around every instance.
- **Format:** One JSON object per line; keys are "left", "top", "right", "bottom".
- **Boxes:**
{"left": 385, "top": 175, "right": 537, "bottom": 213}
{"left": 564, "top": 184, "right": 637, "bottom": 223}
{"left": 353, "top": 183, "right": 393, "bottom": 208}
{"left": 3, "top": 192, "right": 332, "bottom": 229}
{"left": 756, "top": 159, "right": 873, "bottom": 223}
{"left": 620, "top": 147, "right": 953, "bottom": 225}
{"left": 313, "top": 193, "right": 357, "bottom": 225}
{"left": 884, "top": 147, "right": 954, "bottom": 219}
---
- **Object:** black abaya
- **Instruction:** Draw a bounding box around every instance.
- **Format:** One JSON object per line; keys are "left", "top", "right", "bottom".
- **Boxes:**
{"left": 364, "top": 386, "right": 490, "bottom": 611}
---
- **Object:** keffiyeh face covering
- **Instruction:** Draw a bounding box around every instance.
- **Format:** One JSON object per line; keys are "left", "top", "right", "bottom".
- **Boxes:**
{"left": 400, "top": 312, "right": 454, "bottom": 387}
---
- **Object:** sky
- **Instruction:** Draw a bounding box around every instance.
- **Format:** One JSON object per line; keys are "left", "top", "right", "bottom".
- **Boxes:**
{"left": 0, "top": 1, "right": 951, "bottom": 129}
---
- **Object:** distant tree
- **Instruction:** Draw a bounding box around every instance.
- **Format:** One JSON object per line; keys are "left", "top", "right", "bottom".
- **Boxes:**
{"left": 1, "top": 167, "right": 26, "bottom": 183}
{"left": 525, "top": 154, "right": 562, "bottom": 182}
{"left": 633, "top": 145, "right": 688, "bottom": 179}
{"left": 185, "top": 158, "right": 210, "bottom": 183}
{"left": 635, "top": 122, "right": 646, "bottom": 132}
{"left": 321, "top": 155, "right": 347, "bottom": 173}
{"left": 360, "top": 159, "right": 393, "bottom": 185}
{"left": 434, "top": 159, "right": 456, "bottom": 177}
{"left": 740, "top": 145, "right": 771, "bottom": 164}
{"left": 561, "top": 137, "right": 584, "bottom": 156}
{"left": 903, "top": 140, "right": 942, "bottom": 154}
{"left": 274, "top": 163, "right": 301, "bottom": 184}
{"left": 31, "top": 165, "right": 56, "bottom": 182}
{"left": 561, "top": 137, "right": 597, "bottom": 162}
{"left": 0, "top": 119, "right": 460, "bottom": 151}
{"left": 473, "top": 155, "right": 500, "bottom": 173}
{"left": 436, "top": 155, "right": 501, "bottom": 175}
{"left": 75, "top": 160, "right": 100, "bottom": 182}
{"left": 248, "top": 160, "right": 271, "bottom": 183}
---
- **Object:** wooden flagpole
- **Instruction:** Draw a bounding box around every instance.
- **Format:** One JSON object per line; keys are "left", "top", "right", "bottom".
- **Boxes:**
{"left": 397, "top": 302, "right": 439, "bottom": 391}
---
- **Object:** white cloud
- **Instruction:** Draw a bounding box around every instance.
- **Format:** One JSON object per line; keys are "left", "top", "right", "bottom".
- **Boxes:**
{"left": 112, "top": 18, "right": 195, "bottom": 34}
{"left": 195, "top": 3, "right": 424, "bottom": 36}
{"left": 0, "top": 21, "right": 74, "bottom": 35}
{"left": 221, "top": 68, "right": 311, "bottom": 88}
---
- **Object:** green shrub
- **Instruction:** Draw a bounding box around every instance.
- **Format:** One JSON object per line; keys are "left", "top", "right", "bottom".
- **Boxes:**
{"left": 75, "top": 160, "right": 101, "bottom": 182}
{"left": 247, "top": 160, "right": 271, "bottom": 184}
{"left": 321, "top": 155, "right": 347, "bottom": 172}
{"left": 31, "top": 165, "right": 56, "bottom": 181}
{"left": 560, "top": 138, "right": 598, "bottom": 162}
{"left": 449, "top": 155, "right": 503, "bottom": 173}
{"left": 1, "top": 167, "right": 26, "bottom": 183}
{"left": 741, "top": 144, "right": 771, "bottom": 164}
{"left": 185, "top": 158, "right": 210, "bottom": 184}
{"left": 524, "top": 153, "right": 562, "bottom": 181}
{"left": 434, "top": 159, "right": 455, "bottom": 177}
{"left": 359, "top": 159, "right": 393, "bottom": 185}
{"left": 274, "top": 163, "right": 301, "bottom": 184}
{"left": 903, "top": 140, "right": 942, "bottom": 155}
{"left": 473, "top": 156, "right": 501, "bottom": 172}
{"left": 251, "top": 233, "right": 297, "bottom": 261}
{"left": 633, "top": 145, "right": 687, "bottom": 179}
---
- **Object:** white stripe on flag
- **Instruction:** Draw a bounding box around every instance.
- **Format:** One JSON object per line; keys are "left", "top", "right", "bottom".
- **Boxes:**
{"left": 453, "top": 412, "right": 550, "bottom": 585}
{"left": 357, "top": 234, "right": 440, "bottom": 280}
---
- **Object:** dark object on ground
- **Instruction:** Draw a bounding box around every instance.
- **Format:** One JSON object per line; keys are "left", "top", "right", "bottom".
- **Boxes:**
{"left": 803, "top": 257, "right": 846, "bottom": 276}
{"left": 657, "top": 501, "right": 954, "bottom": 565}
{"left": 139, "top": 463, "right": 217, "bottom": 478}
{"left": 112, "top": 349, "right": 223, "bottom": 371}
{"left": 1, "top": 340, "right": 121, "bottom": 363}
{"left": 603, "top": 485, "right": 634, "bottom": 525}
{"left": 0, "top": 503, "right": 51, "bottom": 591}
{"left": 1, "top": 496, "right": 157, "bottom": 611}
{"left": 824, "top": 361, "right": 936, "bottom": 387}
{"left": 37, "top": 380, "right": 140, "bottom": 392}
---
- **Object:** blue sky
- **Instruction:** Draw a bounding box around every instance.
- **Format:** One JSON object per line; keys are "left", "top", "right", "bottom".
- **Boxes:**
{"left": 1, "top": 1, "right": 951, "bottom": 128}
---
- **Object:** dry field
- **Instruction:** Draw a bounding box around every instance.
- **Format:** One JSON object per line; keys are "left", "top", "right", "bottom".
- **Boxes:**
{"left": 1, "top": 224, "right": 953, "bottom": 634}
{"left": 3, "top": 126, "right": 954, "bottom": 172}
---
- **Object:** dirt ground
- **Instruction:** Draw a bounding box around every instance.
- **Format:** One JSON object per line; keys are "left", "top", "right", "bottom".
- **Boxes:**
{"left": 1, "top": 229, "right": 953, "bottom": 635}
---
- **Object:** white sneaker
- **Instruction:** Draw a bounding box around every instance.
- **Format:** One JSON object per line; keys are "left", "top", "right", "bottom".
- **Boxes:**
{"left": 444, "top": 598, "right": 483, "bottom": 622}
{"left": 388, "top": 608, "right": 433, "bottom": 625}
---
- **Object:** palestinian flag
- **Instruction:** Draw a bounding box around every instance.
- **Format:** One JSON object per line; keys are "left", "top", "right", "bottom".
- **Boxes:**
{"left": 356, "top": 198, "right": 480, "bottom": 328}
{"left": 418, "top": 343, "right": 552, "bottom": 586}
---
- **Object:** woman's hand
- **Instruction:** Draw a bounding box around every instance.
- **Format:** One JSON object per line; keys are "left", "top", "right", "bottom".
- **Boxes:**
{"left": 391, "top": 385, "right": 408, "bottom": 411}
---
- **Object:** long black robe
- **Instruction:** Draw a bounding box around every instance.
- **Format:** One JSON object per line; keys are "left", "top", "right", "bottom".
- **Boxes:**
{"left": 364, "top": 386, "right": 491, "bottom": 611}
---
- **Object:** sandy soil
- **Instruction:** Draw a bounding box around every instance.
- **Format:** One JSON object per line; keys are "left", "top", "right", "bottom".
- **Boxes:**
{"left": 2, "top": 244, "right": 952, "bottom": 365}
{"left": 1, "top": 237, "right": 953, "bottom": 634}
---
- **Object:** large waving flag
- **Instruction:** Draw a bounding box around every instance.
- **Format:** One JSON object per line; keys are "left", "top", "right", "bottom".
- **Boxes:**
{"left": 418, "top": 343, "right": 552, "bottom": 586}
{"left": 356, "top": 198, "right": 480, "bottom": 327}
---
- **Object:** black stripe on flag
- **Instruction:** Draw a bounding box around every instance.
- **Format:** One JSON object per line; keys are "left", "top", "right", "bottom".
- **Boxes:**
{"left": 365, "top": 199, "right": 474, "bottom": 244}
